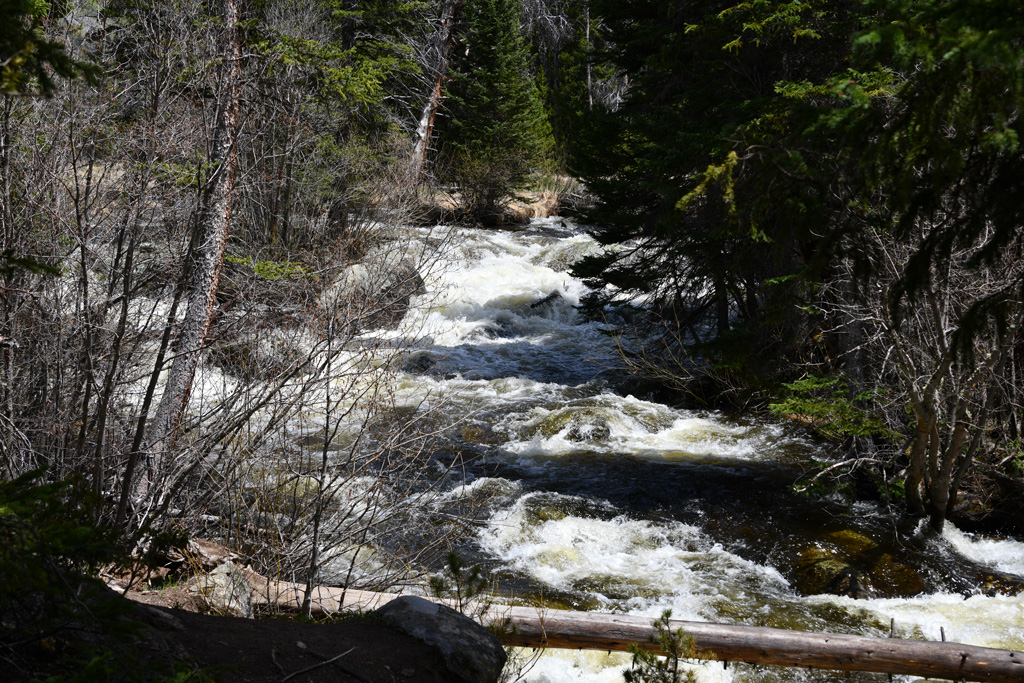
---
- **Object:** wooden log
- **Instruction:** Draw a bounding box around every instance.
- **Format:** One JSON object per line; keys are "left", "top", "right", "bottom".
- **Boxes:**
{"left": 490, "top": 606, "right": 1023, "bottom": 683}
{"left": 242, "top": 573, "right": 1023, "bottom": 682}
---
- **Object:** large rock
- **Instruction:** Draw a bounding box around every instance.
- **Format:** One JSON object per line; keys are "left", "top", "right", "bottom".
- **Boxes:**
{"left": 792, "top": 528, "right": 927, "bottom": 599}
{"left": 375, "top": 596, "right": 506, "bottom": 683}
{"left": 187, "top": 560, "right": 255, "bottom": 618}
{"left": 794, "top": 547, "right": 875, "bottom": 599}
{"left": 320, "top": 247, "right": 426, "bottom": 332}
{"left": 206, "top": 329, "right": 304, "bottom": 381}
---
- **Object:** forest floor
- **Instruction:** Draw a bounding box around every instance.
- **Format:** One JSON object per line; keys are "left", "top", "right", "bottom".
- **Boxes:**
{"left": 149, "top": 606, "right": 453, "bottom": 683}
{"left": 123, "top": 585, "right": 455, "bottom": 683}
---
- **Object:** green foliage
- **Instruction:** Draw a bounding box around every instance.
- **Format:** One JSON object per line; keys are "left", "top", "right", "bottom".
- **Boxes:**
{"left": 0, "top": 248, "right": 60, "bottom": 278}
{"left": 427, "top": 550, "right": 491, "bottom": 614}
{"left": 249, "top": 0, "right": 426, "bottom": 134}
{"left": 574, "top": 0, "right": 1024, "bottom": 407}
{"left": 769, "top": 375, "right": 897, "bottom": 442}
{"left": 623, "top": 610, "right": 705, "bottom": 683}
{"left": 571, "top": 0, "right": 865, "bottom": 390}
{"left": 0, "top": 469, "right": 119, "bottom": 677}
{"left": 848, "top": 1, "right": 1024, "bottom": 355}
{"left": 0, "top": 469, "right": 116, "bottom": 594}
{"left": 442, "top": 0, "right": 554, "bottom": 221}
{"left": 224, "top": 254, "right": 310, "bottom": 280}
{"left": 529, "top": 0, "right": 616, "bottom": 165}
{"left": 0, "top": 470, "right": 199, "bottom": 681}
{"left": 0, "top": 0, "right": 95, "bottom": 94}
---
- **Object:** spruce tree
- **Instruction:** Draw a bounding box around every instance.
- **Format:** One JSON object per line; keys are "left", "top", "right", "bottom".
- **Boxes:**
{"left": 571, "top": 0, "right": 1024, "bottom": 530}
{"left": 570, "top": 0, "right": 862, "bottom": 383}
{"left": 442, "top": 0, "right": 553, "bottom": 222}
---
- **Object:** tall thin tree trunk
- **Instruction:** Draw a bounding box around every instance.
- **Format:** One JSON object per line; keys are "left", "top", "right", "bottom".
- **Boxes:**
{"left": 1, "top": 98, "right": 13, "bottom": 248}
{"left": 586, "top": 6, "right": 593, "bottom": 111}
{"left": 140, "top": 0, "right": 244, "bottom": 503}
{"left": 713, "top": 267, "right": 730, "bottom": 336}
{"left": 409, "top": 0, "right": 462, "bottom": 180}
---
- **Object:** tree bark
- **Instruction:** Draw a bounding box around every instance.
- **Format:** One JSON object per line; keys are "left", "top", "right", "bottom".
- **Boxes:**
{"left": 493, "top": 607, "right": 1023, "bottom": 683}
{"left": 139, "top": 0, "right": 244, "bottom": 502}
{"left": 409, "top": 0, "right": 462, "bottom": 180}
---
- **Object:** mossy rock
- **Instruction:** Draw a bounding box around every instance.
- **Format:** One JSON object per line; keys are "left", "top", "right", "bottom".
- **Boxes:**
{"left": 794, "top": 545, "right": 876, "bottom": 598}
{"left": 869, "top": 553, "right": 925, "bottom": 597}
{"left": 403, "top": 352, "right": 436, "bottom": 373}
{"left": 208, "top": 341, "right": 260, "bottom": 379}
{"left": 224, "top": 254, "right": 311, "bottom": 280}
{"left": 825, "top": 529, "right": 878, "bottom": 557}
{"left": 570, "top": 575, "right": 665, "bottom": 601}
{"left": 535, "top": 408, "right": 611, "bottom": 440}
{"left": 534, "top": 409, "right": 576, "bottom": 438}
{"left": 523, "top": 504, "right": 569, "bottom": 525}
{"left": 294, "top": 433, "right": 346, "bottom": 452}
{"left": 978, "top": 572, "right": 1024, "bottom": 596}
{"left": 794, "top": 547, "right": 852, "bottom": 595}
{"left": 272, "top": 474, "right": 321, "bottom": 501}
{"left": 534, "top": 547, "right": 585, "bottom": 570}
{"left": 460, "top": 425, "right": 497, "bottom": 445}
{"left": 208, "top": 335, "right": 304, "bottom": 381}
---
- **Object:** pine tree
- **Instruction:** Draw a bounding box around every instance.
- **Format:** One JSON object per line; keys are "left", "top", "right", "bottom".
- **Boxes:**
{"left": 572, "top": 0, "right": 1024, "bottom": 531}
{"left": 570, "top": 0, "right": 863, "bottom": 386}
{"left": 0, "top": 0, "right": 91, "bottom": 95}
{"left": 442, "top": 0, "right": 553, "bottom": 222}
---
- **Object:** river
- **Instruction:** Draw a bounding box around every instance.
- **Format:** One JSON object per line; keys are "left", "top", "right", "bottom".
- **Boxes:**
{"left": 387, "top": 218, "right": 1024, "bottom": 682}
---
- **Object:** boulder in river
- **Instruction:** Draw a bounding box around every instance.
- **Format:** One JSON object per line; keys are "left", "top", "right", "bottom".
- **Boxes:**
{"left": 321, "top": 248, "right": 425, "bottom": 332}
{"left": 794, "top": 546, "right": 874, "bottom": 598}
{"left": 566, "top": 417, "right": 611, "bottom": 442}
{"left": 793, "top": 528, "right": 926, "bottom": 599}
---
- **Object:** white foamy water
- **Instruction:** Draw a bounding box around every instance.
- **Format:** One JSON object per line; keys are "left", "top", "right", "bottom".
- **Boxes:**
{"left": 395, "top": 224, "right": 616, "bottom": 386}
{"left": 479, "top": 491, "right": 790, "bottom": 620}
{"left": 396, "top": 219, "right": 1024, "bottom": 682}
{"left": 852, "top": 592, "right": 1024, "bottom": 650}
{"left": 494, "top": 393, "right": 800, "bottom": 463}
{"left": 940, "top": 524, "right": 1024, "bottom": 579}
{"left": 520, "top": 650, "right": 732, "bottom": 683}
{"left": 482, "top": 489, "right": 1024, "bottom": 680}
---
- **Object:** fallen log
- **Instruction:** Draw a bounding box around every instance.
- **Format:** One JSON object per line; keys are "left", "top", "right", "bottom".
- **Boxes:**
{"left": 492, "top": 606, "right": 1023, "bottom": 682}
{"left": 242, "top": 573, "right": 1022, "bottom": 682}
{"left": 530, "top": 291, "right": 560, "bottom": 308}
{"left": 244, "top": 571, "right": 398, "bottom": 614}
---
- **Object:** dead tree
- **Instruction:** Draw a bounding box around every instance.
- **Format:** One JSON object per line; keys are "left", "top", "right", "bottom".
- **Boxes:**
{"left": 136, "top": 0, "right": 245, "bottom": 509}
{"left": 409, "top": 0, "right": 463, "bottom": 180}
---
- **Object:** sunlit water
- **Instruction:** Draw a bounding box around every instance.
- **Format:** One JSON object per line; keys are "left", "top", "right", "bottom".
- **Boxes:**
{"left": 390, "top": 219, "right": 1024, "bottom": 682}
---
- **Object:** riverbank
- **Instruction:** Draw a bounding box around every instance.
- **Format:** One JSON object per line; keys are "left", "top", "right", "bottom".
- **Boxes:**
{"left": 139, "top": 604, "right": 453, "bottom": 683}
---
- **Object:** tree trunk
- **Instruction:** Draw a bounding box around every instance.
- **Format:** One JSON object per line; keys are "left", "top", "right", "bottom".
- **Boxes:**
{"left": 140, "top": 0, "right": 244, "bottom": 503}
{"left": 713, "top": 266, "right": 730, "bottom": 336}
{"left": 493, "top": 606, "right": 1023, "bottom": 682}
{"left": 409, "top": 0, "right": 462, "bottom": 179}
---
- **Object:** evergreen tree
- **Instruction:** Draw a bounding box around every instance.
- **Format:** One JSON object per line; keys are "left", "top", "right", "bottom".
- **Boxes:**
{"left": 441, "top": 0, "right": 553, "bottom": 222}
{"left": 570, "top": 0, "right": 864, "bottom": 390}
{"left": 529, "top": 0, "right": 619, "bottom": 163}
{"left": 0, "top": 0, "right": 92, "bottom": 94}
{"left": 572, "top": 0, "right": 1024, "bottom": 530}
